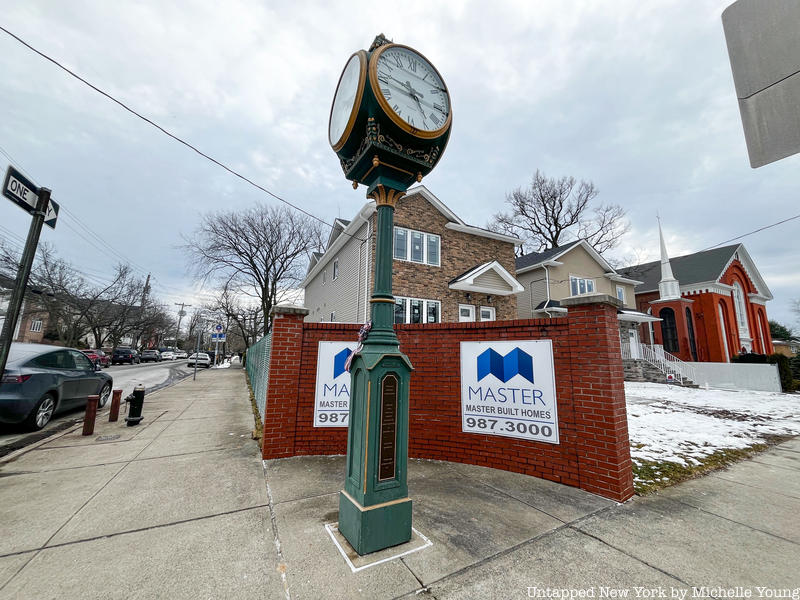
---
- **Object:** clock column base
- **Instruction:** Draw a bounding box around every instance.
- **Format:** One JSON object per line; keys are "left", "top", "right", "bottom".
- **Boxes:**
{"left": 338, "top": 490, "right": 412, "bottom": 556}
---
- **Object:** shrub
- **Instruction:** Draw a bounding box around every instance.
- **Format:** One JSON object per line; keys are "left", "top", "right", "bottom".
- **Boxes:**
{"left": 768, "top": 353, "right": 796, "bottom": 393}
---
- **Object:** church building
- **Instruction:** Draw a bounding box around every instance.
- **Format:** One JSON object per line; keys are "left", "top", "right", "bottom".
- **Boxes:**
{"left": 619, "top": 225, "right": 774, "bottom": 363}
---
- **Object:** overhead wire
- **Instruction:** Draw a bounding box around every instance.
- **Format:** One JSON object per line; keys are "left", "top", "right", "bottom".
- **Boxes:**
{"left": 0, "top": 24, "right": 368, "bottom": 243}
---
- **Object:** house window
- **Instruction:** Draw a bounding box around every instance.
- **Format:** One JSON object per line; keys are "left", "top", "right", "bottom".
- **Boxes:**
{"left": 480, "top": 306, "right": 496, "bottom": 321}
{"left": 459, "top": 304, "right": 475, "bottom": 322}
{"left": 570, "top": 276, "right": 595, "bottom": 296}
{"left": 426, "top": 300, "right": 440, "bottom": 323}
{"left": 330, "top": 312, "right": 336, "bottom": 322}
{"left": 30, "top": 319, "right": 43, "bottom": 333}
{"left": 332, "top": 258, "right": 339, "bottom": 280}
{"left": 393, "top": 227, "right": 440, "bottom": 266}
{"left": 686, "top": 307, "right": 698, "bottom": 361}
{"left": 393, "top": 228, "right": 407, "bottom": 260}
{"left": 616, "top": 285, "right": 625, "bottom": 303}
{"left": 395, "top": 297, "right": 441, "bottom": 324}
{"left": 322, "top": 269, "right": 326, "bottom": 284}
{"left": 659, "top": 307, "right": 679, "bottom": 354}
{"left": 731, "top": 282, "right": 749, "bottom": 336}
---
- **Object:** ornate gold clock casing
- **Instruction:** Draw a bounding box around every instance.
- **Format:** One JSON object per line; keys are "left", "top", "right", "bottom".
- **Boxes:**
{"left": 328, "top": 35, "right": 452, "bottom": 196}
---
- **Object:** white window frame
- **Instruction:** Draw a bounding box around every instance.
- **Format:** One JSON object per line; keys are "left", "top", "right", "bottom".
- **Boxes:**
{"left": 479, "top": 306, "right": 496, "bottom": 321}
{"left": 322, "top": 269, "right": 326, "bottom": 285}
{"left": 332, "top": 258, "right": 339, "bottom": 280}
{"left": 616, "top": 285, "right": 625, "bottom": 303}
{"left": 393, "top": 226, "right": 440, "bottom": 266}
{"left": 30, "top": 318, "right": 43, "bottom": 333}
{"left": 458, "top": 304, "right": 476, "bottom": 322}
{"left": 394, "top": 296, "right": 441, "bottom": 324}
{"left": 569, "top": 275, "right": 596, "bottom": 296}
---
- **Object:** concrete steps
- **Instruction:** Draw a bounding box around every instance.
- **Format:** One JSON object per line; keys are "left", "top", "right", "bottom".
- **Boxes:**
{"left": 623, "top": 359, "right": 699, "bottom": 388}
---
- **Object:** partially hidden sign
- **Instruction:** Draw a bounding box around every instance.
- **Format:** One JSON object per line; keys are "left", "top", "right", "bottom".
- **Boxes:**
{"left": 460, "top": 340, "right": 559, "bottom": 444}
{"left": 314, "top": 341, "right": 357, "bottom": 427}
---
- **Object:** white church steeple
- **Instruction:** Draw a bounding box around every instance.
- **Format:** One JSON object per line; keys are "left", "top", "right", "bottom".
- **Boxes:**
{"left": 658, "top": 218, "right": 680, "bottom": 300}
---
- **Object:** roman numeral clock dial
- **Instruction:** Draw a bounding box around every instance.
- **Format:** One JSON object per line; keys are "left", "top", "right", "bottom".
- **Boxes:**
{"left": 370, "top": 44, "right": 452, "bottom": 138}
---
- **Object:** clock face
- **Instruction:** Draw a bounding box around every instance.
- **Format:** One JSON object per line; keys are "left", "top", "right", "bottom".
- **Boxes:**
{"left": 329, "top": 51, "right": 366, "bottom": 150}
{"left": 371, "top": 45, "right": 451, "bottom": 137}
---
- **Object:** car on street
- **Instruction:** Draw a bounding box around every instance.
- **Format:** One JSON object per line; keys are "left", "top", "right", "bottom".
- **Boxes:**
{"left": 0, "top": 343, "right": 113, "bottom": 430}
{"left": 187, "top": 353, "right": 211, "bottom": 368}
{"left": 140, "top": 349, "right": 161, "bottom": 363}
{"left": 174, "top": 351, "right": 188, "bottom": 359}
{"left": 160, "top": 351, "right": 175, "bottom": 361}
{"left": 83, "top": 349, "right": 111, "bottom": 368}
{"left": 111, "top": 348, "right": 140, "bottom": 365}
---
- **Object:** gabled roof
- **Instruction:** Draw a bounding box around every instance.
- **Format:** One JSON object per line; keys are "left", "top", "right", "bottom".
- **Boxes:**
{"left": 619, "top": 243, "right": 772, "bottom": 299}
{"left": 325, "top": 219, "right": 353, "bottom": 249}
{"left": 448, "top": 261, "right": 524, "bottom": 296}
{"left": 515, "top": 240, "right": 582, "bottom": 272}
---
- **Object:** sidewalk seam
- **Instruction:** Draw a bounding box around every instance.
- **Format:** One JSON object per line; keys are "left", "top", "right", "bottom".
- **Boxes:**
{"left": 262, "top": 460, "right": 293, "bottom": 600}
{"left": 0, "top": 503, "right": 269, "bottom": 559}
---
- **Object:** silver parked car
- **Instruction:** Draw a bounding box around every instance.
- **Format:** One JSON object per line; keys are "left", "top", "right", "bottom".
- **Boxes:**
{"left": 0, "top": 343, "right": 113, "bottom": 430}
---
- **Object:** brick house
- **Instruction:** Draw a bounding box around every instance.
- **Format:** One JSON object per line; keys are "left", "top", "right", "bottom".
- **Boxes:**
{"left": 301, "top": 186, "right": 523, "bottom": 324}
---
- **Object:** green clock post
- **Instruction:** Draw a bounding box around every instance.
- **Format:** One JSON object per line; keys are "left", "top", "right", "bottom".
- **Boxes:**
{"left": 328, "top": 34, "right": 452, "bottom": 554}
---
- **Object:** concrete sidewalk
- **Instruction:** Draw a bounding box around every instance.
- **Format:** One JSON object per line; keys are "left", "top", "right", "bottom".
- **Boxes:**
{"left": 1, "top": 365, "right": 798, "bottom": 599}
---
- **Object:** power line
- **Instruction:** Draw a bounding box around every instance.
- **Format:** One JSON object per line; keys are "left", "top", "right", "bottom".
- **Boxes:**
{"left": 699, "top": 213, "right": 800, "bottom": 252}
{"left": 0, "top": 24, "right": 366, "bottom": 243}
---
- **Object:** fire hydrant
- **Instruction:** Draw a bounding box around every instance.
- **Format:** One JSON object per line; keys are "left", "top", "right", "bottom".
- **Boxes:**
{"left": 125, "top": 384, "right": 146, "bottom": 426}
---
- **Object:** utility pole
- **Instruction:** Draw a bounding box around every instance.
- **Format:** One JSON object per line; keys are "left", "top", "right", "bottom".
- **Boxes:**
{"left": 133, "top": 273, "right": 150, "bottom": 350}
{"left": 0, "top": 187, "right": 51, "bottom": 381}
{"left": 174, "top": 302, "right": 191, "bottom": 351}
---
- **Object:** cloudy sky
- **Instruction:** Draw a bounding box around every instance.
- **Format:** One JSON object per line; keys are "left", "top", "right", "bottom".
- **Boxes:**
{"left": 0, "top": 1, "right": 797, "bottom": 326}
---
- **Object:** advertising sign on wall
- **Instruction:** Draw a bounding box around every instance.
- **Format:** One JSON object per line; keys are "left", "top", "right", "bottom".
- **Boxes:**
{"left": 314, "top": 341, "right": 357, "bottom": 427}
{"left": 460, "top": 340, "right": 559, "bottom": 444}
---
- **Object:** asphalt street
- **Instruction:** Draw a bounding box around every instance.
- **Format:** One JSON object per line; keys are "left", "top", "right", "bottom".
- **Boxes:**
{"left": 0, "top": 359, "right": 199, "bottom": 450}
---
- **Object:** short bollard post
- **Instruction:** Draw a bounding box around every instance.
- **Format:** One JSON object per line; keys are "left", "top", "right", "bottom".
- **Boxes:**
{"left": 125, "top": 384, "right": 145, "bottom": 427}
{"left": 82, "top": 395, "right": 99, "bottom": 436}
{"left": 109, "top": 389, "right": 123, "bottom": 422}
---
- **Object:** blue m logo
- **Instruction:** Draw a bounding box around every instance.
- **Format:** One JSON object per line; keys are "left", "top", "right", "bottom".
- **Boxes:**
{"left": 333, "top": 348, "right": 352, "bottom": 378}
{"left": 477, "top": 347, "right": 534, "bottom": 384}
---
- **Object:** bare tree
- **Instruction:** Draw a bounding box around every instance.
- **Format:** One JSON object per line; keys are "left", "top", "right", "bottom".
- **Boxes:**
{"left": 204, "top": 284, "right": 264, "bottom": 348}
{"left": 183, "top": 204, "right": 320, "bottom": 336}
{"left": 490, "top": 170, "right": 630, "bottom": 254}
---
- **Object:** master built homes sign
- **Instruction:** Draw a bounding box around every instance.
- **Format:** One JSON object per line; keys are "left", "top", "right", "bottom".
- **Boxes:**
{"left": 460, "top": 341, "right": 559, "bottom": 444}
{"left": 314, "top": 341, "right": 356, "bottom": 427}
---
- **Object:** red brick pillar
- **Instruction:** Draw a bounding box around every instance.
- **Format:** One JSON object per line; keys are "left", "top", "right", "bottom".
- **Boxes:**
{"left": 262, "top": 306, "right": 309, "bottom": 460}
{"left": 562, "top": 294, "right": 634, "bottom": 502}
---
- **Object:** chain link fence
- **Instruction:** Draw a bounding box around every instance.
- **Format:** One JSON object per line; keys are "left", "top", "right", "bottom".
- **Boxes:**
{"left": 245, "top": 333, "right": 272, "bottom": 421}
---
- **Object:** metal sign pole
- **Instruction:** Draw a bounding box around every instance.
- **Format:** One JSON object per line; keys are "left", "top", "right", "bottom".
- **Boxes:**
{"left": 0, "top": 187, "right": 50, "bottom": 382}
{"left": 193, "top": 327, "right": 202, "bottom": 381}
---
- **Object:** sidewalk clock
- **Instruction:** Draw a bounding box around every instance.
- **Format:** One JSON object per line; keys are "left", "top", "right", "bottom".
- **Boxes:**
{"left": 329, "top": 34, "right": 452, "bottom": 198}
{"left": 329, "top": 35, "right": 452, "bottom": 556}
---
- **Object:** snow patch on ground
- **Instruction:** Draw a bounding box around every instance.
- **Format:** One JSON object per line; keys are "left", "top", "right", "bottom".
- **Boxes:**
{"left": 626, "top": 382, "right": 800, "bottom": 466}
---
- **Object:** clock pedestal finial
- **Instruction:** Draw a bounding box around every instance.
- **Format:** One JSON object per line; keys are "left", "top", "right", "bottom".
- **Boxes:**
{"left": 338, "top": 183, "right": 413, "bottom": 555}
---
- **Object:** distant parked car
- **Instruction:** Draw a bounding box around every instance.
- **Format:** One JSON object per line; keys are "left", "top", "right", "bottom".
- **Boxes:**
{"left": 140, "top": 349, "right": 161, "bottom": 363}
{"left": 0, "top": 343, "right": 113, "bottom": 430}
{"left": 187, "top": 353, "right": 211, "bottom": 368}
{"left": 111, "top": 348, "right": 140, "bottom": 365}
{"left": 83, "top": 349, "right": 110, "bottom": 368}
{"left": 174, "top": 351, "right": 188, "bottom": 359}
{"left": 160, "top": 351, "right": 175, "bottom": 361}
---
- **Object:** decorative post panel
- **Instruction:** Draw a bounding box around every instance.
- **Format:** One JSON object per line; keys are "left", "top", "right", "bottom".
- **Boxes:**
{"left": 460, "top": 341, "right": 559, "bottom": 444}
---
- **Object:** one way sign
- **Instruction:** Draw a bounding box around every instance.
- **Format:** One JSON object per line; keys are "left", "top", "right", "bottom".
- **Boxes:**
{"left": 2, "top": 166, "right": 59, "bottom": 229}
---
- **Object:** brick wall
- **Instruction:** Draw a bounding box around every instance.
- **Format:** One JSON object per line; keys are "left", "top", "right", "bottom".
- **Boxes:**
{"left": 263, "top": 297, "right": 634, "bottom": 502}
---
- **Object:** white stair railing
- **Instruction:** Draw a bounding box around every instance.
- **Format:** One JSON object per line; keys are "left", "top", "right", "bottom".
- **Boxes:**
{"left": 620, "top": 341, "right": 697, "bottom": 384}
